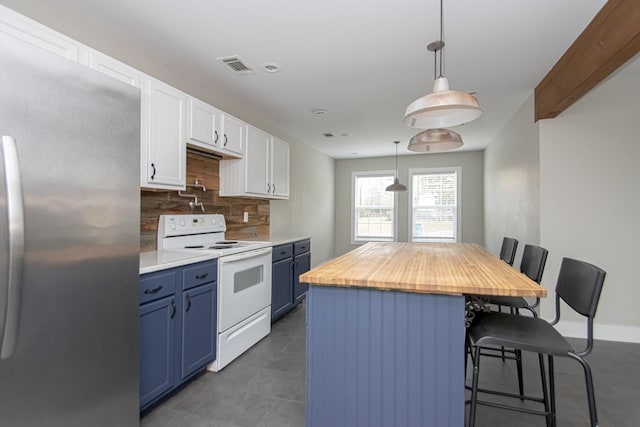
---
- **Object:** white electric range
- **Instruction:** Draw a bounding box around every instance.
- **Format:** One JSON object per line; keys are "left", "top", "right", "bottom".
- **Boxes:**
{"left": 158, "top": 214, "right": 272, "bottom": 371}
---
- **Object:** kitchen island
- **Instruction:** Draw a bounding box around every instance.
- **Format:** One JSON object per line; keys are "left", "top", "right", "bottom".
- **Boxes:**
{"left": 299, "top": 242, "right": 546, "bottom": 427}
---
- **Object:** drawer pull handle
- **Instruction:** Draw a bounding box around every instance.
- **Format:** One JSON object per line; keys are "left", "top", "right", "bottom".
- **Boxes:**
{"left": 170, "top": 300, "right": 176, "bottom": 319}
{"left": 280, "top": 251, "right": 286, "bottom": 255}
{"left": 214, "top": 130, "right": 219, "bottom": 143}
{"left": 186, "top": 294, "right": 192, "bottom": 312}
{"left": 144, "top": 285, "right": 163, "bottom": 294}
{"left": 195, "top": 273, "right": 209, "bottom": 280}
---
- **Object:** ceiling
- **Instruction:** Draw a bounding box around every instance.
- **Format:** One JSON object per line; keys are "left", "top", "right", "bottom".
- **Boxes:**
{"left": 46, "top": 0, "right": 606, "bottom": 159}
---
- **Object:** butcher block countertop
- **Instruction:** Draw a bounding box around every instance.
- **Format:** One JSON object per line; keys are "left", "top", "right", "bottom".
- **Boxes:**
{"left": 299, "top": 242, "right": 547, "bottom": 298}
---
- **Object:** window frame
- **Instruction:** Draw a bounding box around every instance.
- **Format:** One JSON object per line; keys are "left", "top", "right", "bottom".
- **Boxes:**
{"left": 408, "top": 166, "right": 462, "bottom": 243}
{"left": 351, "top": 170, "right": 398, "bottom": 245}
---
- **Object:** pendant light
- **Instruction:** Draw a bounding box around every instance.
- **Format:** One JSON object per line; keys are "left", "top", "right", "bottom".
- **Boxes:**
{"left": 408, "top": 128, "right": 463, "bottom": 152}
{"left": 386, "top": 141, "right": 407, "bottom": 192}
{"left": 403, "top": 0, "right": 481, "bottom": 129}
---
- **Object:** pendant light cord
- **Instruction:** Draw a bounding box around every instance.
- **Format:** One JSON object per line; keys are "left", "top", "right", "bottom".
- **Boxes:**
{"left": 439, "top": 0, "right": 444, "bottom": 78}
{"left": 395, "top": 143, "right": 399, "bottom": 178}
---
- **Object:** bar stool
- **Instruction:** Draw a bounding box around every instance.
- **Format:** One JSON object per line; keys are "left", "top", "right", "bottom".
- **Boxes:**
{"left": 467, "top": 257, "right": 606, "bottom": 427}
{"left": 479, "top": 244, "right": 549, "bottom": 397}
{"left": 499, "top": 237, "right": 518, "bottom": 266}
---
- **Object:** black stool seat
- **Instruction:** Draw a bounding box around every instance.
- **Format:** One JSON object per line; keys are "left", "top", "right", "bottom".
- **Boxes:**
{"left": 470, "top": 312, "right": 572, "bottom": 357}
{"left": 488, "top": 295, "right": 528, "bottom": 309}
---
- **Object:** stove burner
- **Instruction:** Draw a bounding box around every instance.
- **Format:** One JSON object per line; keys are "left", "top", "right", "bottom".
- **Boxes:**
{"left": 208, "top": 245, "right": 236, "bottom": 250}
{"left": 215, "top": 241, "right": 239, "bottom": 245}
{"left": 184, "top": 245, "right": 204, "bottom": 249}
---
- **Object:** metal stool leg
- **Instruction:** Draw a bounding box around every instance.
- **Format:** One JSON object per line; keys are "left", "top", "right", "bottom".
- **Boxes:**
{"left": 516, "top": 349, "right": 524, "bottom": 399}
{"left": 538, "top": 353, "right": 551, "bottom": 427}
{"left": 469, "top": 346, "right": 482, "bottom": 427}
{"left": 568, "top": 352, "right": 599, "bottom": 427}
{"left": 548, "top": 355, "right": 556, "bottom": 427}
{"left": 498, "top": 305, "right": 506, "bottom": 361}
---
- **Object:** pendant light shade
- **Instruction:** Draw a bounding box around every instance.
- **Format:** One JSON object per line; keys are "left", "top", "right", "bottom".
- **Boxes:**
{"left": 404, "top": 77, "right": 481, "bottom": 128}
{"left": 407, "top": 128, "right": 463, "bottom": 153}
{"left": 404, "top": 0, "right": 481, "bottom": 129}
{"left": 386, "top": 141, "right": 407, "bottom": 192}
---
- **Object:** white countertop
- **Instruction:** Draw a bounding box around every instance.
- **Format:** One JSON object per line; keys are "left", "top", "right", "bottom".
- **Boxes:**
{"left": 269, "top": 235, "right": 311, "bottom": 246}
{"left": 140, "top": 250, "right": 220, "bottom": 275}
{"left": 140, "top": 236, "right": 311, "bottom": 274}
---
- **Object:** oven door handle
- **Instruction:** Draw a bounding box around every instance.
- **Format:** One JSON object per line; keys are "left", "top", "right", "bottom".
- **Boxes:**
{"left": 219, "top": 247, "right": 272, "bottom": 264}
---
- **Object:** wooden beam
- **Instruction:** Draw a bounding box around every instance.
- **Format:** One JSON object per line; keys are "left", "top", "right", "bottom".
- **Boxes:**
{"left": 535, "top": 0, "right": 640, "bottom": 121}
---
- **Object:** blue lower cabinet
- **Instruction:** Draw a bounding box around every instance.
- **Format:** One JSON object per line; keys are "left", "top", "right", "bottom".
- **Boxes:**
{"left": 181, "top": 282, "right": 217, "bottom": 379}
{"left": 139, "top": 259, "right": 218, "bottom": 410}
{"left": 293, "top": 252, "right": 310, "bottom": 304}
{"left": 272, "top": 258, "right": 294, "bottom": 320}
{"left": 271, "top": 239, "right": 311, "bottom": 321}
{"left": 139, "top": 295, "right": 176, "bottom": 408}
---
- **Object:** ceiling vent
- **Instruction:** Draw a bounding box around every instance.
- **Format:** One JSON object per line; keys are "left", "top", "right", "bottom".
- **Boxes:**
{"left": 323, "top": 133, "right": 335, "bottom": 138}
{"left": 217, "top": 55, "right": 254, "bottom": 74}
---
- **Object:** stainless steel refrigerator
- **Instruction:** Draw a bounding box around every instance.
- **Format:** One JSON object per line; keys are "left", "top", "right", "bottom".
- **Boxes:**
{"left": 0, "top": 31, "right": 140, "bottom": 426}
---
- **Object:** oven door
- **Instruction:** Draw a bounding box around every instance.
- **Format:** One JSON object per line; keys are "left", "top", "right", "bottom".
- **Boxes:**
{"left": 218, "top": 247, "right": 272, "bottom": 332}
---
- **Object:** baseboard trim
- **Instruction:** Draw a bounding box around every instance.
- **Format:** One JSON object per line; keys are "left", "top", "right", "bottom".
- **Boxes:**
{"left": 549, "top": 320, "right": 640, "bottom": 344}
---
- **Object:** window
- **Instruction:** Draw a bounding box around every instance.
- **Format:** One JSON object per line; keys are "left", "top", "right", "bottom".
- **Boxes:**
{"left": 410, "top": 167, "right": 461, "bottom": 242}
{"left": 352, "top": 171, "right": 397, "bottom": 243}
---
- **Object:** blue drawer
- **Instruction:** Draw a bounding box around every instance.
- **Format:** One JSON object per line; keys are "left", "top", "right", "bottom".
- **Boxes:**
{"left": 294, "top": 239, "right": 311, "bottom": 255}
{"left": 140, "top": 271, "right": 177, "bottom": 305}
{"left": 272, "top": 244, "right": 294, "bottom": 262}
{"left": 183, "top": 260, "right": 217, "bottom": 290}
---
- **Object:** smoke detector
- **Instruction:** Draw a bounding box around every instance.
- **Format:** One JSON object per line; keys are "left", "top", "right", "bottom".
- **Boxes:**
{"left": 217, "top": 55, "right": 254, "bottom": 74}
{"left": 262, "top": 62, "right": 280, "bottom": 73}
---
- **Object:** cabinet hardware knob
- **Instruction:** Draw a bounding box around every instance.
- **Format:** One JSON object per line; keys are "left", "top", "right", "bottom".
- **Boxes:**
{"left": 150, "top": 163, "right": 156, "bottom": 180}
{"left": 170, "top": 300, "right": 176, "bottom": 319}
{"left": 144, "top": 285, "right": 163, "bottom": 294}
{"left": 186, "top": 294, "right": 192, "bottom": 312}
{"left": 214, "top": 130, "right": 219, "bottom": 143}
{"left": 195, "top": 273, "right": 208, "bottom": 280}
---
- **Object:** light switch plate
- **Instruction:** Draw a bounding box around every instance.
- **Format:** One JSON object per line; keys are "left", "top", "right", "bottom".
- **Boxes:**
{"left": 243, "top": 212, "right": 248, "bottom": 222}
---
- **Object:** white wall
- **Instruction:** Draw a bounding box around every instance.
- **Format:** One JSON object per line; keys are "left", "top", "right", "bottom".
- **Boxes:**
{"left": 483, "top": 95, "right": 540, "bottom": 267}
{"left": 539, "top": 62, "right": 640, "bottom": 341}
{"left": 270, "top": 143, "right": 335, "bottom": 267}
{"left": 334, "top": 151, "right": 484, "bottom": 256}
{"left": 1, "top": 0, "right": 336, "bottom": 265}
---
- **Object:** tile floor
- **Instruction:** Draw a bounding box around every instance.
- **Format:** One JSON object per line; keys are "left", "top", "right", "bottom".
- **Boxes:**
{"left": 141, "top": 303, "right": 640, "bottom": 426}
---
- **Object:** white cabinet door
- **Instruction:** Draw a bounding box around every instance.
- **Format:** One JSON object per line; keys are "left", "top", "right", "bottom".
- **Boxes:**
{"left": 141, "top": 77, "right": 186, "bottom": 189}
{"left": 271, "top": 137, "right": 290, "bottom": 198}
{"left": 221, "top": 113, "right": 245, "bottom": 155}
{"left": 245, "top": 126, "right": 270, "bottom": 195}
{"left": 81, "top": 48, "right": 141, "bottom": 87}
{"left": 187, "top": 97, "right": 219, "bottom": 147}
{"left": 0, "top": 4, "right": 79, "bottom": 61}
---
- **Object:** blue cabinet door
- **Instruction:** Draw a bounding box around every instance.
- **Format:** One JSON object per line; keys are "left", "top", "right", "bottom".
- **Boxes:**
{"left": 139, "top": 295, "right": 176, "bottom": 408}
{"left": 272, "top": 258, "right": 294, "bottom": 320}
{"left": 180, "top": 282, "right": 217, "bottom": 379}
{"left": 293, "top": 252, "right": 310, "bottom": 304}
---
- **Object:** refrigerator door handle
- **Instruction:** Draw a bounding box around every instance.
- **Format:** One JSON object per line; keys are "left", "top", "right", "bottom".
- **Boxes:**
{"left": 0, "top": 136, "right": 25, "bottom": 360}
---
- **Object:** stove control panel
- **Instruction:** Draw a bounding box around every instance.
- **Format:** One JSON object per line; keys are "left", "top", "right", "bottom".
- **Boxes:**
{"left": 158, "top": 214, "right": 226, "bottom": 237}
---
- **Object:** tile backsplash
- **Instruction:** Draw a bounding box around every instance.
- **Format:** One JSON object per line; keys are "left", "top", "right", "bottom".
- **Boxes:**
{"left": 140, "top": 151, "right": 270, "bottom": 252}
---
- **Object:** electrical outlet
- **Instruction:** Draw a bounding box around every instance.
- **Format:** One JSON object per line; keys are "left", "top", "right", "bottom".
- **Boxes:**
{"left": 243, "top": 212, "right": 249, "bottom": 223}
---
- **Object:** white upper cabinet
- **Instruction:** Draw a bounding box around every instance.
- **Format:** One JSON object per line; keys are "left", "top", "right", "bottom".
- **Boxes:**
{"left": 0, "top": 4, "right": 80, "bottom": 61}
{"left": 220, "top": 113, "right": 245, "bottom": 156}
{"left": 80, "top": 48, "right": 141, "bottom": 88}
{"left": 219, "top": 127, "right": 289, "bottom": 200}
{"left": 187, "top": 97, "right": 219, "bottom": 147}
{"left": 186, "top": 97, "right": 243, "bottom": 159}
{"left": 271, "top": 137, "right": 290, "bottom": 198}
{"left": 141, "top": 77, "right": 186, "bottom": 190}
{"left": 245, "top": 126, "right": 271, "bottom": 196}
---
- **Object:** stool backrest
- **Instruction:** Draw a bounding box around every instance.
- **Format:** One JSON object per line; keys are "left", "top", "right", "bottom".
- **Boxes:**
{"left": 520, "top": 244, "right": 548, "bottom": 284}
{"left": 499, "top": 237, "right": 518, "bottom": 266}
{"left": 556, "top": 257, "right": 606, "bottom": 318}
